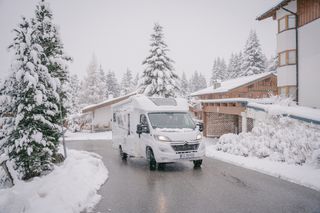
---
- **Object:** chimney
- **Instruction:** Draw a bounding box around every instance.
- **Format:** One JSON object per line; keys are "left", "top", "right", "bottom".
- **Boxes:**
{"left": 212, "top": 81, "right": 221, "bottom": 89}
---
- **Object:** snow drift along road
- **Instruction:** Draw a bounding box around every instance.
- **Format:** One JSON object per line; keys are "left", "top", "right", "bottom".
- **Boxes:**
{"left": 0, "top": 149, "right": 108, "bottom": 213}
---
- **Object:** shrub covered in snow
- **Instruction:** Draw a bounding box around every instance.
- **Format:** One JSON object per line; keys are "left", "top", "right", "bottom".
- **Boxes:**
{"left": 216, "top": 116, "right": 320, "bottom": 166}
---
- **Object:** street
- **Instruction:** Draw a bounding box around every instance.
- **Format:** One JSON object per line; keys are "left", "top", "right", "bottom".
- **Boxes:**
{"left": 67, "top": 140, "right": 320, "bottom": 213}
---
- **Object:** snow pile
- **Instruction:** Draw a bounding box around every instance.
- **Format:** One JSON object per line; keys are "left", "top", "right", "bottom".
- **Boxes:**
{"left": 63, "top": 131, "right": 112, "bottom": 141}
{"left": 0, "top": 150, "right": 108, "bottom": 213}
{"left": 206, "top": 139, "right": 320, "bottom": 191}
{"left": 216, "top": 116, "right": 320, "bottom": 165}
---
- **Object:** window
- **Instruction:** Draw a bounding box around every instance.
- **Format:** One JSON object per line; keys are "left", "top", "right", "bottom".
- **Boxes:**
{"left": 278, "top": 50, "right": 296, "bottom": 66}
{"left": 140, "top": 114, "right": 148, "bottom": 126}
{"left": 288, "top": 51, "right": 296, "bottom": 64}
{"left": 113, "top": 113, "right": 116, "bottom": 123}
{"left": 278, "top": 15, "right": 296, "bottom": 33}
{"left": 127, "top": 114, "right": 130, "bottom": 135}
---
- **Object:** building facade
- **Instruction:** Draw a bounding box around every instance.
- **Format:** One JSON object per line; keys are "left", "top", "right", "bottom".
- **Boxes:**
{"left": 190, "top": 73, "right": 277, "bottom": 137}
{"left": 257, "top": 0, "right": 320, "bottom": 108}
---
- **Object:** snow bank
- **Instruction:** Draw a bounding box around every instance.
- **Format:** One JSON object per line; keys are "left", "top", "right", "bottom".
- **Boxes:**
{"left": 206, "top": 140, "right": 320, "bottom": 191}
{"left": 216, "top": 116, "right": 320, "bottom": 165}
{"left": 63, "top": 130, "right": 112, "bottom": 141}
{"left": 0, "top": 150, "right": 108, "bottom": 213}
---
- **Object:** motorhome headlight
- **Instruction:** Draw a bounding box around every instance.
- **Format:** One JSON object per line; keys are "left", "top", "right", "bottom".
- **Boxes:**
{"left": 196, "top": 134, "right": 202, "bottom": 141}
{"left": 154, "top": 135, "right": 171, "bottom": 142}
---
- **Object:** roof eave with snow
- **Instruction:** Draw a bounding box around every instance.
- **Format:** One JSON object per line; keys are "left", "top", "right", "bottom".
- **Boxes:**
{"left": 81, "top": 92, "right": 137, "bottom": 113}
{"left": 256, "top": 0, "right": 293, "bottom": 21}
{"left": 190, "top": 72, "right": 276, "bottom": 97}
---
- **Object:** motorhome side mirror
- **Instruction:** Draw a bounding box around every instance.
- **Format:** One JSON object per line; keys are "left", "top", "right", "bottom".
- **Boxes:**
{"left": 141, "top": 124, "right": 150, "bottom": 134}
{"left": 136, "top": 124, "right": 143, "bottom": 135}
{"left": 197, "top": 123, "right": 204, "bottom": 132}
{"left": 136, "top": 124, "right": 150, "bottom": 135}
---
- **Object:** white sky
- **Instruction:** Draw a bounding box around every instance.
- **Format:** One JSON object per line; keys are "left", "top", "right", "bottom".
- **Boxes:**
{"left": 0, "top": 0, "right": 277, "bottom": 80}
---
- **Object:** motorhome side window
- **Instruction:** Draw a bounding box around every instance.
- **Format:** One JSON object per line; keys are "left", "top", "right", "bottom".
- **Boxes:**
{"left": 127, "top": 114, "right": 130, "bottom": 135}
{"left": 140, "top": 114, "right": 148, "bottom": 126}
{"left": 113, "top": 113, "right": 116, "bottom": 123}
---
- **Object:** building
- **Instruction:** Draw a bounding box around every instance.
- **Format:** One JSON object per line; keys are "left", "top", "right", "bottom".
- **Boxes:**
{"left": 82, "top": 92, "right": 136, "bottom": 132}
{"left": 257, "top": 0, "right": 320, "bottom": 108}
{"left": 190, "top": 72, "right": 277, "bottom": 137}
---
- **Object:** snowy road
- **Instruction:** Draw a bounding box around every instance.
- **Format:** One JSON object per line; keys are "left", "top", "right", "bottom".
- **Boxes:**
{"left": 66, "top": 140, "right": 320, "bottom": 213}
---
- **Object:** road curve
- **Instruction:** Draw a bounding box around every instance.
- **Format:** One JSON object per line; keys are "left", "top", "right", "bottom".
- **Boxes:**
{"left": 66, "top": 140, "right": 320, "bottom": 213}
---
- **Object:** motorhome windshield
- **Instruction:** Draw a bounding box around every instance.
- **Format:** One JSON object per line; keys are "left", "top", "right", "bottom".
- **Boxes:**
{"left": 148, "top": 112, "right": 196, "bottom": 129}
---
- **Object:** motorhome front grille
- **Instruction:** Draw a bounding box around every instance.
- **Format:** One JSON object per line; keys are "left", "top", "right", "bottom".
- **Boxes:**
{"left": 171, "top": 144, "right": 199, "bottom": 152}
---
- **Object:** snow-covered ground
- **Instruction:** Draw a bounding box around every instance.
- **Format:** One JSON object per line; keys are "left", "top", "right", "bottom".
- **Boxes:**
{"left": 0, "top": 150, "right": 108, "bottom": 213}
{"left": 205, "top": 138, "right": 320, "bottom": 191}
{"left": 63, "top": 130, "right": 112, "bottom": 141}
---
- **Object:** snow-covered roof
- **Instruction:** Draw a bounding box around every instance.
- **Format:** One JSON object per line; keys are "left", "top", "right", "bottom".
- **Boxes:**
{"left": 247, "top": 102, "right": 320, "bottom": 124}
{"left": 82, "top": 92, "right": 137, "bottom": 113}
{"left": 112, "top": 94, "right": 189, "bottom": 112}
{"left": 190, "top": 72, "right": 276, "bottom": 97}
{"left": 256, "top": 0, "right": 293, "bottom": 21}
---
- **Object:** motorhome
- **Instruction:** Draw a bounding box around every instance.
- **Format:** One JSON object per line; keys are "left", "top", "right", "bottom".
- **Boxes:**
{"left": 112, "top": 95, "right": 205, "bottom": 170}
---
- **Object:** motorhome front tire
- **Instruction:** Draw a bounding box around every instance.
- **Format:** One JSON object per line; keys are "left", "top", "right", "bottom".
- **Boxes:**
{"left": 193, "top": 160, "right": 202, "bottom": 168}
{"left": 146, "top": 148, "right": 157, "bottom": 170}
{"left": 119, "top": 146, "right": 127, "bottom": 160}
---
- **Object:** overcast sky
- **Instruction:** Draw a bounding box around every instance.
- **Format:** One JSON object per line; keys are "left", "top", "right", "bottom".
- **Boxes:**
{"left": 0, "top": 0, "right": 277, "bottom": 80}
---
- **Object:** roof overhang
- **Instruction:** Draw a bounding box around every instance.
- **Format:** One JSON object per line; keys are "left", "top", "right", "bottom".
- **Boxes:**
{"left": 256, "top": 0, "right": 293, "bottom": 21}
{"left": 82, "top": 92, "right": 137, "bottom": 113}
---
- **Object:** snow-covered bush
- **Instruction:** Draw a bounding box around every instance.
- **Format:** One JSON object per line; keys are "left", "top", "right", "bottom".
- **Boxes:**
{"left": 216, "top": 116, "right": 320, "bottom": 165}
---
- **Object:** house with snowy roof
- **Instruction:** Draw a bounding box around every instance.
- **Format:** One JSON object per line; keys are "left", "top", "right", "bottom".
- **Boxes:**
{"left": 81, "top": 92, "right": 136, "bottom": 132}
{"left": 190, "top": 72, "right": 277, "bottom": 137}
{"left": 257, "top": 0, "right": 320, "bottom": 108}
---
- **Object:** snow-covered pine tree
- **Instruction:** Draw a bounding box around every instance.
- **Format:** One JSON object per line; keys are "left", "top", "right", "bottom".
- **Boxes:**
{"left": 138, "top": 23, "right": 179, "bottom": 97}
{"left": 97, "top": 65, "right": 107, "bottom": 100}
{"left": 267, "top": 55, "right": 278, "bottom": 72}
{"left": 0, "top": 17, "right": 61, "bottom": 180}
{"left": 198, "top": 72, "right": 208, "bottom": 89}
{"left": 81, "top": 55, "right": 103, "bottom": 105}
{"left": 227, "top": 52, "right": 243, "bottom": 79}
{"left": 31, "top": 0, "right": 72, "bottom": 119}
{"left": 227, "top": 53, "right": 237, "bottom": 79}
{"left": 189, "top": 71, "right": 207, "bottom": 93}
{"left": 69, "top": 74, "right": 81, "bottom": 115}
{"left": 210, "top": 57, "right": 227, "bottom": 84}
{"left": 180, "top": 72, "right": 189, "bottom": 98}
{"left": 106, "top": 70, "right": 120, "bottom": 98}
{"left": 133, "top": 72, "right": 139, "bottom": 89}
{"left": 120, "top": 69, "right": 134, "bottom": 96}
{"left": 240, "top": 30, "right": 266, "bottom": 76}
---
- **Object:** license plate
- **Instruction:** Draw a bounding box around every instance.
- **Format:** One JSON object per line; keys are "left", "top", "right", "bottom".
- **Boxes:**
{"left": 180, "top": 153, "right": 195, "bottom": 159}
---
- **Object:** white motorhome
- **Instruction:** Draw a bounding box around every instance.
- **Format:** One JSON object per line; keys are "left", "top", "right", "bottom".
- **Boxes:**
{"left": 112, "top": 95, "right": 205, "bottom": 170}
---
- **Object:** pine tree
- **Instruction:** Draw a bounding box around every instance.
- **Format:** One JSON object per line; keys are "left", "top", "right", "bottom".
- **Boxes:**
{"left": 97, "top": 65, "right": 107, "bottom": 100}
{"left": 180, "top": 72, "right": 189, "bottom": 98}
{"left": 267, "top": 55, "right": 278, "bottom": 72}
{"left": 189, "top": 71, "right": 207, "bottom": 93}
{"left": 31, "top": 0, "right": 72, "bottom": 119}
{"left": 138, "top": 23, "right": 179, "bottom": 97}
{"left": 120, "top": 69, "right": 134, "bottom": 96}
{"left": 133, "top": 72, "right": 139, "bottom": 89}
{"left": 81, "top": 55, "right": 102, "bottom": 105}
{"left": 240, "top": 30, "right": 266, "bottom": 76}
{"left": 106, "top": 70, "right": 120, "bottom": 98}
{"left": 0, "top": 17, "right": 61, "bottom": 180}
{"left": 211, "top": 57, "right": 227, "bottom": 84}
{"left": 69, "top": 74, "right": 81, "bottom": 114}
{"left": 227, "top": 52, "right": 243, "bottom": 79}
{"left": 198, "top": 73, "right": 208, "bottom": 89}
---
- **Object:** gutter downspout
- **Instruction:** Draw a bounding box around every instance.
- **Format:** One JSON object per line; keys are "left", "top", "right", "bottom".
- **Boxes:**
{"left": 281, "top": 6, "right": 299, "bottom": 104}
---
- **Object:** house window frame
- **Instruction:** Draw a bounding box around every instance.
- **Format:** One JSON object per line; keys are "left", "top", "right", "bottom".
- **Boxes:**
{"left": 278, "top": 49, "right": 296, "bottom": 67}
{"left": 278, "top": 15, "right": 296, "bottom": 33}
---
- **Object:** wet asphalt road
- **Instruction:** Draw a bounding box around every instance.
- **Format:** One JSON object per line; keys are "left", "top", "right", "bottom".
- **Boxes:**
{"left": 66, "top": 140, "right": 320, "bottom": 213}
